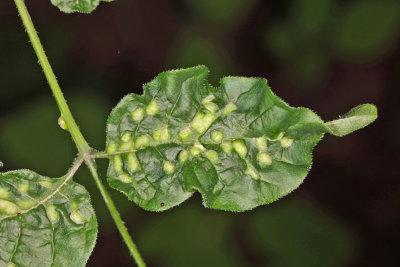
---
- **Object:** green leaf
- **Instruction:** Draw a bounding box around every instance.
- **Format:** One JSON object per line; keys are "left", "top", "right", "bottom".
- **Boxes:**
{"left": 105, "top": 66, "right": 377, "bottom": 211}
{"left": 50, "top": 0, "right": 112, "bottom": 13}
{"left": 0, "top": 168, "right": 97, "bottom": 266}
{"left": 325, "top": 104, "right": 378, "bottom": 137}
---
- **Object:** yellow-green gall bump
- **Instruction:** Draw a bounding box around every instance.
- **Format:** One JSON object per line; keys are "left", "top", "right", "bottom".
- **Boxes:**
{"left": 58, "top": 116, "right": 68, "bottom": 130}
{"left": 107, "top": 143, "right": 117, "bottom": 154}
{"left": 70, "top": 211, "right": 84, "bottom": 224}
{"left": 223, "top": 102, "right": 237, "bottom": 115}
{"left": 202, "top": 95, "right": 218, "bottom": 113}
{"left": 121, "top": 131, "right": 132, "bottom": 142}
{"left": 179, "top": 150, "right": 189, "bottom": 163}
{"left": 7, "top": 263, "right": 16, "bottom": 267}
{"left": 280, "top": 137, "right": 294, "bottom": 148}
{"left": 113, "top": 155, "right": 123, "bottom": 173}
{"left": 146, "top": 99, "right": 159, "bottom": 116}
{"left": 119, "top": 141, "right": 134, "bottom": 152}
{"left": 131, "top": 107, "right": 145, "bottom": 122}
{"left": 163, "top": 161, "right": 175, "bottom": 174}
{"left": 17, "top": 200, "right": 36, "bottom": 210}
{"left": 255, "top": 137, "right": 267, "bottom": 151}
{"left": 0, "top": 199, "right": 19, "bottom": 215}
{"left": 204, "top": 103, "right": 219, "bottom": 113}
{"left": 202, "top": 95, "right": 216, "bottom": 104}
{"left": 46, "top": 205, "right": 59, "bottom": 223}
{"left": 258, "top": 152, "right": 272, "bottom": 166}
{"left": 205, "top": 150, "right": 219, "bottom": 164}
{"left": 127, "top": 153, "right": 140, "bottom": 173}
{"left": 70, "top": 201, "right": 79, "bottom": 211}
{"left": 119, "top": 132, "right": 134, "bottom": 151}
{"left": 190, "top": 142, "right": 205, "bottom": 156}
{"left": 211, "top": 130, "right": 224, "bottom": 143}
{"left": 18, "top": 183, "right": 29, "bottom": 193}
{"left": 40, "top": 181, "right": 53, "bottom": 188}
{"left": 220, "top": 141, "right": 233, "bottom": 153}
{"left": 117, "top": 173, "right": 132, "bottom": 183}
{"left": 274, "top": 132, "right": 284, "bottom": 140}
{"left": 179, "top": 125, "right": 192, "bottom": 140}
{"left": 0, "top": 186, "right": 10, "bottom": 199}
{"left": 233, "top": 140, "right": 247, "bottom": 158}
{"left": 135, "top": 135, "right": 151, "bottom": 149}
{"left": 245, "top": 166, "right": 259, "bottom": 180}
{"left": 153, "top": 126, "right": 169, "bottom": 142}
{"left": 190, "top": 147, "right": 202, "bottom": 156}
{"left": 191, "top": 113, "right": 216, "bottom": 134}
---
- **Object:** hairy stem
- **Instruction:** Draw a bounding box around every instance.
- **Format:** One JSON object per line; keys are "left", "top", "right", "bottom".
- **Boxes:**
{"left": 86, "top": 158, "right": 146, "bottom": 267}
{"left": 13, "top": 0, "right": 146, "bottom": 266}
{"left": 14, "top": 0, "right": 89, "bottom": 155}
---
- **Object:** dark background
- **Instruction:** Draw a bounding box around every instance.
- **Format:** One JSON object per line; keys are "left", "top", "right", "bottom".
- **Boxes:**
{"left": 1, "top": 0, "right": 399, "bottom": 266}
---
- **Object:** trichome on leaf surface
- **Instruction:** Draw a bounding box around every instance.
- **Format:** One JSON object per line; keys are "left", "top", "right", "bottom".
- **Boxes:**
{"left": 1, "top": 0, "right": 378, "bottom": 266}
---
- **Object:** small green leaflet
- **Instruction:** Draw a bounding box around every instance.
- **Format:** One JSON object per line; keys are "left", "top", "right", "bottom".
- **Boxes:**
{"left": 105, "top": 66, "right": 377, "bottom": 212}
{"left": 325, "top": 104, "right": 377, "bottom": 137}
{"left": 50, "top": 0, "right": 113, "bottom": 14}
{"left": 0, "top": 168, "right": 97, "bottom": 267}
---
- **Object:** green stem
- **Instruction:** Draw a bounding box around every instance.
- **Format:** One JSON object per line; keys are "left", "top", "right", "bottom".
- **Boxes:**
{"left": 86, "top": 158, "right": 146, "bottom": 267}
{"left": 14, "top": 0, "right": 89, "bottom": 155}
{"left": 13, "top": 0, "right": 146, "bottom": 266}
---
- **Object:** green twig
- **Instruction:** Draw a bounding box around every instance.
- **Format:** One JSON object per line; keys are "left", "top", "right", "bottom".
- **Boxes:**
{"left": 86, "top": 158, "right": 146, "bottom": 267}
{"left": 13, "top": 0, "right": 146, "bottom": 266}
{"left": 14, "top": 0, "right": 89, "bottom": 155}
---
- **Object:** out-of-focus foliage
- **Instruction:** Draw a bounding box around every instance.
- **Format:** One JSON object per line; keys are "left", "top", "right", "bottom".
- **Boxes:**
{"left": 0, "top": 26, "right": 68, "bottom": 100}
{"left": 0, "top": 94, "right": 107, "bottom": 175}
{"left": 266, "top": 0, "right": 400, "bottom": 87}
{"left": 335, "top": 1, "right": 400, "bottom": 62}
{"left": 184, "top": 0, "right": 255, "bottom": 26}
{"left": 246, "top": 198, "right": 355, "bottom": 267}
{"left": 167, "top": 33, "right": 231, "bottom": 84}
{"left": 138, "top": 203, "right": 239, "bottom": 267}
{"left": 136, "top": 197, "right": 354, "bottom": 267}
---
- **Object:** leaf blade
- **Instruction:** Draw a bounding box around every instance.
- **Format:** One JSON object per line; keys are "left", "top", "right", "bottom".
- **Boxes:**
{"left": 50, "top": 0, "right": 102, "bottom": 13}
{"left": 324, "top": 104, "right": 378, "bottom": 137}
{"left": 0, "top": 169, "right": 97, "bottom": 267}
{"left": 105, "top": 66, "right": 376, "bottom": 212}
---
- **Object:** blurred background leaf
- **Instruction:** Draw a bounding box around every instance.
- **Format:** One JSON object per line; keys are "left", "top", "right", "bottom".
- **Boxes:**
{"left": 246, "top": 198, "right": 354, "bottom": 267}
{"left": 137, "top": 203, "right": 240, "bottom": 267}
{"left": 166, "top": 31, "right": 232, "bottom": 84}
{"left": 334, "top": 0, "right": 400, "bottom": 63}
{"left": 184, "top": 0, "right": 255, "bottom": 27}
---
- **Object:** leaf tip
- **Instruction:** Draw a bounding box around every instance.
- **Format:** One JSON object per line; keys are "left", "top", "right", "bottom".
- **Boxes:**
{"left": 325, "top": 103, "right": 378, "bottom": 137}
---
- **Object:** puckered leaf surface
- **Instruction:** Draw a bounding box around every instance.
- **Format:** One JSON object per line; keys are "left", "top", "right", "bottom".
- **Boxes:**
{"left": 50, "top": 0, "right": 112, "bottom": 13}
{"left": 0, "top": 169, "right": 97, "bottom": 267}
{"left": 105, "top": 66, "right": 377, "bottom": 211}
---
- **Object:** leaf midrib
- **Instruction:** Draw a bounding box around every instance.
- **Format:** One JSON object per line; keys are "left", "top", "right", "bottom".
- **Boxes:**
{"left": 0, "top": 157, "right": 84, "bottom": 221}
